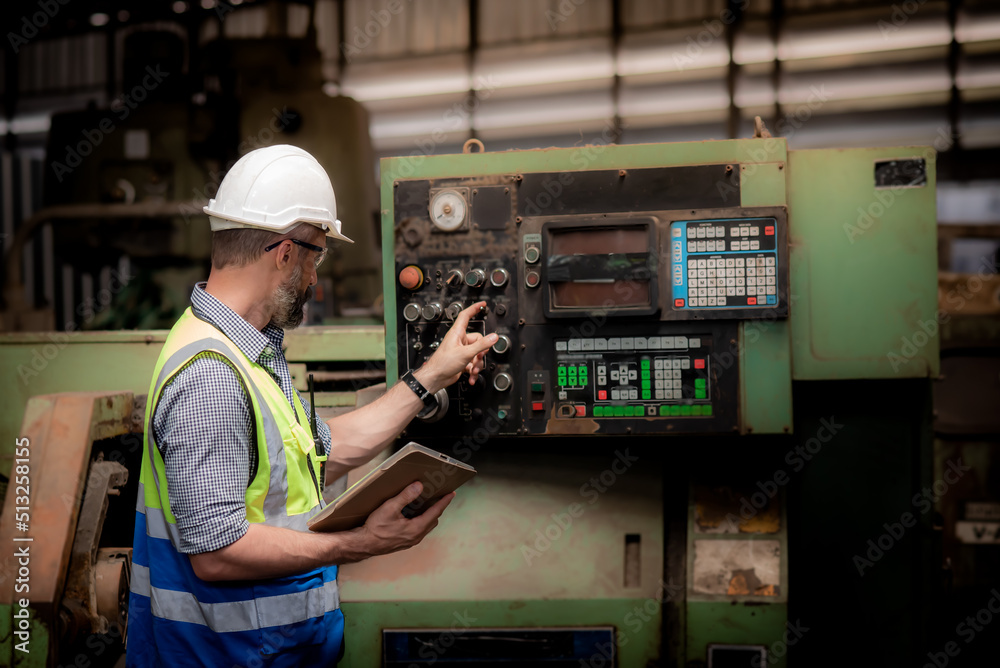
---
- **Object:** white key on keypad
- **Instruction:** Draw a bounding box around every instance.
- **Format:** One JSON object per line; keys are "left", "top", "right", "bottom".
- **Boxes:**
{"left": 716, "top": 226, "right": 725, "bottom": 237}
{"left": 687, "top": 242, "right": 696, "bottom": 253}
{"left": 708, "top": 296, "right": 717, "bottom": 306}
{"left": 767, "top": 286, "right": 776, "bottom": 295}
{"left": 730, "top": 242, "right": 739, "bottom": 251}
{"left": 750, "top": 241, "right": 759, "bottom": 250}
{"left": 766, "top": 257, "right": 775, "bottom": 266}
{"left": 706, "top": 227, "right": 715, "bottom": 238}
{"left": 697, "top": 259, "right": 707, "bottom": 268}
{"left": 740, "top": 240, "right": 750, "bottom": 250}
{"left": 727, "top": 287, "right": 736, "bottom": 296}
{"left": 696, "top": 227, "right": 706, "bottom": 239}
{"left": 750, "top": 226, "right": 759, "bottom": 236}
{"left": 726, "top": 258, "right": 735, "bottom": 267}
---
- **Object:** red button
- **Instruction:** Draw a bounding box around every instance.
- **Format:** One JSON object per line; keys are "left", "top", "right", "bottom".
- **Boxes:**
{"left": 765, "top": 226, "right": 774, "bottom": 235}
{"left": 674, "top": 298, "right": 684, "bottom": 307}
{"left": 575, "top": 406, "right": 585, "bottom": 417}
{"left": 694, "top": 358, "right": 705, "bottom": 369}
{"left": 748, "top": 297, "right": 757, "bottom": 305}
{"left": 532, "top": 402, "right": 544, "bottom": 411}
{"left": 598, "top": 390, "right": 607, "bottom": 400}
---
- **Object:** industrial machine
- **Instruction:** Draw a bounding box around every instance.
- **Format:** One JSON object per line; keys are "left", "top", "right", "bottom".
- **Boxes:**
{"left": 335, "top": 135, "right": 941, "bottom": 667}
{"left": 1, "top": 134, "right": 946, "bottom": 667}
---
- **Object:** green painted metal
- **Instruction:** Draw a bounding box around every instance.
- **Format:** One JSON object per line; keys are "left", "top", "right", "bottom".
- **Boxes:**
{"left": 686, "top": 602, "right": 789, "bottom": 667}
{"left": 380, "top": 138, "right": 793, "bottom": 391}
{"left": 685, "top": 486, "right": 789, "bottom": 665}
{"left": 339, "top": 599, "right": 660, "bottom": 667}
{"left": 0, "top": 326, "right": 384, "bottom": 479}
{"left": 740, "top": 319, "right": 794, "bottom": 434}
{"left": 786, "top": 146, "right": 939, "bottom": 379}
{"left": 0, "top": 604, "right": 50, "bottom": 668}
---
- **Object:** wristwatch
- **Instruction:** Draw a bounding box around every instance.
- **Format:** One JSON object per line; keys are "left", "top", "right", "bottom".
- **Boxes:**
{"left": 401, "top": 369, "right": 438, "bottom": 418}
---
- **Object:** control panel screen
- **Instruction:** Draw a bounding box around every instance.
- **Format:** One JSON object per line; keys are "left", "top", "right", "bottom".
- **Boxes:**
{"left": 670, "top": 218, "right": 781, "bottom": 310}
{"left": 545, "top": 222, "right": 657, "bottom": 317}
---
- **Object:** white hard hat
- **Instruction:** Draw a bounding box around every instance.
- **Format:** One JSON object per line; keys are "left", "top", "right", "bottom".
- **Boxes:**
{"left": 204, "top": 144, "right": 354, "bottom": 244}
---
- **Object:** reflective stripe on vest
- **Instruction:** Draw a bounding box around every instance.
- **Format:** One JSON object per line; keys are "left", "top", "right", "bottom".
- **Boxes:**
{"left": 128, "top": 308, "right": 340, "bottom": 665}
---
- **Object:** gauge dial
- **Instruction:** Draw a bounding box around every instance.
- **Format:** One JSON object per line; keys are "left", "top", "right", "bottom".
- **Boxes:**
{"left": 429, "top": 190, "right": 468, "bottom": 232}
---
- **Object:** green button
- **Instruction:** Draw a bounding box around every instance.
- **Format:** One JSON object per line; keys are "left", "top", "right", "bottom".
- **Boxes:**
{"left": 531, "top": 382, "right": 544, "bottom": 392}
{"left": 641, "top": 380, "right": 650, "bottom": 390}
{"left": 703, "top": 405, "right": 713, "bottom": 416}
{"left": 557, "top": 367, "right": 566, "bottom": 376}
{"left": 695, "top": 389, "right": 706, "bottom": 399}
{"left": 641, "top": 370, "right": 650, "bottom": 379}
{"left": 641, "top": 359, "right": 650, "bottom": 369}
{"left": 593, "top": 406, "right": 603, "bottom": 417}
{"left": 557, "top": 377, "right": 566, "bottom": 387}
{"left": 642, "top": 390, "right": 651, "bottom": 400}
{"left": 625, "top": 406, "right": 634, "bottom": 417}
{"left": 670, "top": 405, "right": 681, "bottom": 416}
{"left": 659, "top": 405, "right": 670, "bottom": 416}
{"left": 680, "top": 405, "right": 692, "bottom": 416}
{"left": 614, "top": 406, "right": 625, "bottom": 417}
{"left": 695, "top": 378, "right": 706, "bottom": 389}
{"left": 497, "top": 409, "right": 507, "bottom": 420}
{"left": 692, "top": 405, "right": 703, "bottom": 416}
{"left": 579, "top": 364, "right": 587, "bottom": 372}
{"left": 633, "top": 405, "right": 643, "bottom": 414}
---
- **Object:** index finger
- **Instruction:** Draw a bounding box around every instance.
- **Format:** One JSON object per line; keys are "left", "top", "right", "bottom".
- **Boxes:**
{"left": 451, "top": 301, "right": 486, "bottom": 333}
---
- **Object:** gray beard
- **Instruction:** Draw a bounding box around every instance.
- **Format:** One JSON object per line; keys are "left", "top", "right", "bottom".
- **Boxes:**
{"left": 270, "top": 263, "right": 312, "bottom": 329}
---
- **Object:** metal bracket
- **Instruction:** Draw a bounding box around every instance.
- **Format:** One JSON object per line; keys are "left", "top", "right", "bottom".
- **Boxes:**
{"left": 62, "top": 459, "right": 130, "bottom": 636}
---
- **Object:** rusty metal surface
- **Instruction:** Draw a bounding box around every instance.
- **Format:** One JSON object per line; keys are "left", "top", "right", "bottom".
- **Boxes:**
{"left": 694, "top": 485, "right": 780, "bottom": 535}
{"left": 63, "top": 460, "right": 129, "bottom": 636}
{"left": 0, "top": 392, "right": 133, "bottom": 664}
{"left": 95, "top": 548, "right": 131, "bottom": 637}
{"left": 938, "top": 272, "right": 1000, "bottom": 316}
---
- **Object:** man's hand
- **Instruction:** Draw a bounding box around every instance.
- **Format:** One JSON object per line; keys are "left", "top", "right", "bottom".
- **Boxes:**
{"left": 357, "top": 482, "right": 455, "bottom": 558}
{"left": 414, "top": 301, "right": 497, "bottom": 393}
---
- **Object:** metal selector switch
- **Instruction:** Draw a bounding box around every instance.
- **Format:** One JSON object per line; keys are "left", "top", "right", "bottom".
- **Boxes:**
{"left": 445, "top": 269, "right": 464, "bottom": 289}
{"left": 445, "top": 302, "right": 464, "bottom": 320}
{"left": 420, "top": 302, "right": 442, "bottom": 321}
{"left": 492, "top": 334, "right": 511, "bottom": 355}
{"left": 465, "top": 269, "right": 486, "bottom": 288}
{"left": 490, "top": 268, "right": 509, "bottom": 288}
{"left": 493, "top": 372, "right": 512, "bottom": 392}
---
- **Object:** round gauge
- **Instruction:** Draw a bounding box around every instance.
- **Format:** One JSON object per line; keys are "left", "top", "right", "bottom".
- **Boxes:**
{"left": 429, "top": 190, "right": 468, "bottom": 232}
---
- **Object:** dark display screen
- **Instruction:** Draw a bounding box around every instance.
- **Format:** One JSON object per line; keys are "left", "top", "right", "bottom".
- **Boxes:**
{"left": 547, "top": 226, "right": 653, "bottom": 309}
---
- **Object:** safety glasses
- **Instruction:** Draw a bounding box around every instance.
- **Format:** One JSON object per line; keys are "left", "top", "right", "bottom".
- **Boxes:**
{"left": 265, "top": 238, "right": 328, "bottom": 268}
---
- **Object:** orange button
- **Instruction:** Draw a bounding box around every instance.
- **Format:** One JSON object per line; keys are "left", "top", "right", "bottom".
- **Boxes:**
{"left": 694, "top": 358, "right": 705, "bottom": 369}
{"left": 765, "top": 226, "right": 774, "bottom": 235}
{"left": 575, "top": 405, "right": 585, "bottom": 417}
{"left": 598, "top": 390, "right": 607, "bottom": 400}
{"left": 674, "top": 298, "right": 684, "bottom": 307}
{"left": 748, "top": 297, "right": 757, "bottom": 305}
{"left": 532, "top": 402, "right": 544, "bottom": 411}
{"left": 399, "top": 265, "right": 423, "bottom": 290}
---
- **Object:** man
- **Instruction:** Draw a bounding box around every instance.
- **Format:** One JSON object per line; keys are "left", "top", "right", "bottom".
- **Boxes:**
{"left": 127, "top": 145, "right": 496, "bottom": 666}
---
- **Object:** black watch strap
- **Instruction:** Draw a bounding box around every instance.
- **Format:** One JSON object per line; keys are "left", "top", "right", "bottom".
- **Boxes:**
{"left": 401, "top": 370, "right": 437, "bottom": 416}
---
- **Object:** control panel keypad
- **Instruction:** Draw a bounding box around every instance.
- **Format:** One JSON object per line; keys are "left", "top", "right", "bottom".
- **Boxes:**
{"left": 550, "top": 336, "right": 713, "bottom": 419}
{"left": 671, "top": 218, "right": 781, "bottom": 310}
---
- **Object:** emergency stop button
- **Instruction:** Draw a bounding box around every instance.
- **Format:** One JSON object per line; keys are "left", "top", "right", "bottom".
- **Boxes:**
{"left": 399, "top": 265, "right": 424, "bottom": 290}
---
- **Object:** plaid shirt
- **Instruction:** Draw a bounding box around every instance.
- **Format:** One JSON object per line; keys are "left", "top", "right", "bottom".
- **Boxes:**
{"left": 152, "top": 282, "right": 332, "bottom": 554}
